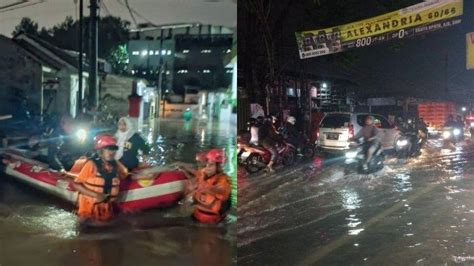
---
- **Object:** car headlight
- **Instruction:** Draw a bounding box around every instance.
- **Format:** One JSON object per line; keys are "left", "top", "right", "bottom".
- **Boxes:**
{"left": 345, "top": 151, "right": 358, "bottom": 159}
{"left": 396, "top": 139, "right": 408, "bottom": 147}
{"left": 76, "top": 128, "right": 88, "bottom": 143}
{"left": 443, "top": 131, "right": 451, "bottom": 139}
{"left": 453, "top": 128, "right": 461, "bottom": 136}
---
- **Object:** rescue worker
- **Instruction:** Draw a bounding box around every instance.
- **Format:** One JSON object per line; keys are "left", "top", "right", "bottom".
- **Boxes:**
{"left": 47, "top": 115, "right": 85, "bottom": 172}
{"left": 114, "top": 117, "right": 150, "bottom": 171}
{"left": 191, "top": 149, "right": 232, "bottom": 223}
{"left": 350, "top": 116, "right": 381, "bottom": 171}
{"left": 73, "top": 134, "right": 128, "bottom": 222}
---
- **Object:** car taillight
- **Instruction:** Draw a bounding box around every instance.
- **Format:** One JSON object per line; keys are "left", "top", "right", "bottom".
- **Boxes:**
{"left": 349, "top": 124, "right": 354, "bottom": 138}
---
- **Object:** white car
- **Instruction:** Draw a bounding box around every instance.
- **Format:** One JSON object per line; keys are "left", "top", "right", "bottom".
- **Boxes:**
{"left": 317, "top": 112, "right": 399, "bottom": 152}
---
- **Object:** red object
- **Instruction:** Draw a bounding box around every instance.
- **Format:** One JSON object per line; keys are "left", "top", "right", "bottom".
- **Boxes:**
{"left": 206, "top": 149, "right": 226, "bottom": 163}
{"left": 128, "top": 94, "right": 142, "bottom": 118}
{"left": 193, "top": 209, "right": 225, "bottom": 223}
{"left": 418, "top": 102, "right": 457, "bottom": 128}
{"left": 2, "top": 152, "right": 186, "bottom": 213}
{"left": 348, "top": 124, "right": 354, "bottom": 139}
{"left": 94, "top": 134, "right": 118, "bottom": 150}
{"left": 196, "top": 151, "right": 208, "bottom": 163}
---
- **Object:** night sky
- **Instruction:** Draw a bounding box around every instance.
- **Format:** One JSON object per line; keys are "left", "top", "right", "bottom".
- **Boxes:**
{"left": 271, "top": 0, "right": 474, "bottom": 103}
{"left": 0, "top": 0, "right": 236, "bottom": 36}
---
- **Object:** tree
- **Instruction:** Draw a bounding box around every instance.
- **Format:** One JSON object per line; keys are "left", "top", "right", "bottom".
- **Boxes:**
{"left": 12, "top": 16, "right": 130, "bottom": 74}
{"left": 12, "top": 17, "right": 39, "bottom": 36}
{"left": 107, "top": 44, "right": 129, "bottom": 75}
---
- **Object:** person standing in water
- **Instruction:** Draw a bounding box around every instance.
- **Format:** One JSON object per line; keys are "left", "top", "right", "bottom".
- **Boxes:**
{"left": 114, "top": 117, "right": 150, "bottom": 171}
{"left": 73, "top": 134, "right": 128, "bottom": 222}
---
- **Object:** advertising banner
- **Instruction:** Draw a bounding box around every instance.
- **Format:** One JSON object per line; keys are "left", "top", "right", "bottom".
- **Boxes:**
{"left": 296, "top": 0, "right": 463, "bottom": 59}
{"left": 467, "top": 32, "right": 474, "bottom": 70}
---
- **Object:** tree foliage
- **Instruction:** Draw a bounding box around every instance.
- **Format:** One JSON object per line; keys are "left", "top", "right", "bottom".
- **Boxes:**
{"left": 12, "top": 16, "right": 130, "bottom": 74}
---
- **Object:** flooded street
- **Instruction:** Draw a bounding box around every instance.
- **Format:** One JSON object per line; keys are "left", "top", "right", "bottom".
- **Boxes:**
{"left": 238, "top": 138, "right": 474, "bottom": 265}
{"left": 0, "top": 118, "right": 236, "bottom": 266}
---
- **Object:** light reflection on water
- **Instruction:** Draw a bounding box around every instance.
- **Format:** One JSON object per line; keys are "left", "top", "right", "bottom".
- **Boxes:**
{"left": 0, "top": 118, "right": 236, "bottom": 265}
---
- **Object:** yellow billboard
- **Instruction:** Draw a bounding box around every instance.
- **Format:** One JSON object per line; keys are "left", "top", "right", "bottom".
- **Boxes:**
{"left": 467, "top": 32, "right": 474, "bottom": 70}
{"left": 296, "top": 0, "right": 463, "bottom": 59}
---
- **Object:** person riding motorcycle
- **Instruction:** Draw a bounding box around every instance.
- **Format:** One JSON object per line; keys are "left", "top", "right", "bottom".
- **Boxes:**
{"left": 249, "top": 118, "right": 260, "bottom": 146}
{"left": 259, "top": 115, "right": 280, "bottom": 173}
{"left": 350, "top": 115, "right": 381, "bottom": 171}
{"left": 283, "top": 116, "right": 304, "bottom": 156}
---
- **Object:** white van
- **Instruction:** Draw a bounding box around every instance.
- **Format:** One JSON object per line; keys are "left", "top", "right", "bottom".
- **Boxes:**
{"left": 317, "top": 112, "right": 399, "bottom": 152}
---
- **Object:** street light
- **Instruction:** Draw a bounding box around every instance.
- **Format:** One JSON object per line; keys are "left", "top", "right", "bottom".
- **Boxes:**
{"left": 322, "top": 82, "right": 328, "bottom": 89}
{"left": 462, "top": 107, "right": 467, "bottom": 112}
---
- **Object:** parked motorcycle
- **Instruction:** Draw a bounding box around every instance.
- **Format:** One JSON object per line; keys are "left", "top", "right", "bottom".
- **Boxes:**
{"left": 238, "top": 140, "right": 296, "bottom": 174}
{"left": 345, "top": 141, "right": 384, "bottom": 174}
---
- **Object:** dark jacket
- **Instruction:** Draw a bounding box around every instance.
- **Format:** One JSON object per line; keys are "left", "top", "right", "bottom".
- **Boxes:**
{"left": 119, "top": 133, "right": 150, "bottom": 170}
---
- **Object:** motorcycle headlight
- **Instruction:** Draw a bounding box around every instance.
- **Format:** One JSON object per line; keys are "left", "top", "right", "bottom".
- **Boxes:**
{"left": 345, "top": 151, "right": 358, "bottom": 159}
{"left": 443, "top": 131, "right": 451, "bottom": 139}
{"left": 75, "top": 128, "right": 88, "bottom": 143}
{"left": 396, "top": 139, "right": 408, "bottom": 147}
{"left": 453, "top": 128, "right": 461, "bottom": 136}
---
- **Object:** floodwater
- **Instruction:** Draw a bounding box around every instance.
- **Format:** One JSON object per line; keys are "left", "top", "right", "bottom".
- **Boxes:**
{"left": 0, "top": 118, "right": 236, "bottom": 266}
{"left": 238, "top": 138, "right": 474, "bottom": 265}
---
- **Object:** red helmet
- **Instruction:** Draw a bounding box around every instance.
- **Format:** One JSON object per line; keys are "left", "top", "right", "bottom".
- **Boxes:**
{"left": 94, "top": 134, "right": 118, "bottom": 150}
{"left": 206, "top": 149, "right": 226, "bottom": 164}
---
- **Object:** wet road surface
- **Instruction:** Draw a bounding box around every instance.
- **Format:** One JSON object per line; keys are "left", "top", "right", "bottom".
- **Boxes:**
{"left": 0, "top": 118, "right": 236, "bottom": 266}
{"left": 238, "top": 138, "right": 474, "bottom": 265}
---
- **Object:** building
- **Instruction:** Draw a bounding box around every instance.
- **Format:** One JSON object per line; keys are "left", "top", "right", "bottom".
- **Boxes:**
{"left": 127, "top": 23, "right": 234, "bottom": 97}
{"left": 0, "top": 33, "right": 137, "bottom": 120}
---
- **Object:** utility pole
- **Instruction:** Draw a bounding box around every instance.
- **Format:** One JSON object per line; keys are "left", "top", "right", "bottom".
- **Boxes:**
{"left": 88, "top": 0, "right": 99, "bottom": 110}
{"left": 78, "top": 0, "right": 83, "bottom": 115}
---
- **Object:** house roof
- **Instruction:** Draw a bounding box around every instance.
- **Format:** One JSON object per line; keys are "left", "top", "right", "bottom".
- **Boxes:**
{"left": 12, "top": 33, "right": 91, "bottom": 71}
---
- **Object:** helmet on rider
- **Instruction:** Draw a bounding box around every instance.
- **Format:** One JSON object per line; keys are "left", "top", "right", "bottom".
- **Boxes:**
{"left": 206, "top": 149, "right": 226, "bottom": 164}
{"left": 287, "top": 116, "right": 296, "bottom": 125}
{"left": 94, "top": 134, "right": 118, "bottom": 150}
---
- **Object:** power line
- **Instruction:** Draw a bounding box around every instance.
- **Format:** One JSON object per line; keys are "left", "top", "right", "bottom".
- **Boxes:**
{"left": 124, "top": 0, "right": 137, "bottom": 26}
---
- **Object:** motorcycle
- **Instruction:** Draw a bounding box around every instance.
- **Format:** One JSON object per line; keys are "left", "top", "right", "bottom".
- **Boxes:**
{"left": 238, "top": 140, "right": 296, "bottom": 174}
{"left": 442, "top": 126, "right": 463, "bottom": 147}
{"left": 278, "top": 126, "right": 315, "bottom": 160}
{"left": 395, "top": 131, "right": 422, "bottom": 159}
{"left": 345, "top": 141, "right": 384, "bottom": 174}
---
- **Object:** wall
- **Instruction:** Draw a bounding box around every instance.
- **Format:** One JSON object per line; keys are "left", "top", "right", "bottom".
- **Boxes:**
{"left": 0, "top": 36, "right": 42, "bottom": 116}
{"left": 100, "top": 74, "right": 135, "bottom": 117}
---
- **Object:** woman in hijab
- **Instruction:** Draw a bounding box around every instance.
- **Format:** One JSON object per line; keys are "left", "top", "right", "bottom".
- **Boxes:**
{"left": 115, "top": 117, "right": 150, "bottom": 170}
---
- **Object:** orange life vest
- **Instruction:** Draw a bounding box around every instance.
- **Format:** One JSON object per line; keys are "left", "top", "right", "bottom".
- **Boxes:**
{"left": 193, "top": 170, "right": 231, "bottom": 223}
{"left": 83, "top": 157, "right": 120, "bottom": 199}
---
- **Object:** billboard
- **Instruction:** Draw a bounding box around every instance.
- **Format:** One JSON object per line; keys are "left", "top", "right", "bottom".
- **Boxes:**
{"left": 467, "top": 32, "right": 474, "bottom": 70}
{"left": 296, "top": 0, "right": 463, "bottom": 59}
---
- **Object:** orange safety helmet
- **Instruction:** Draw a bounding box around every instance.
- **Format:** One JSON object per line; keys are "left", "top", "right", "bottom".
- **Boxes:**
{"left": 206, "top": 149, "right": 226, "bottom": 164}
{"left": 94, "top": 134, "right": 118, "bottom": 150}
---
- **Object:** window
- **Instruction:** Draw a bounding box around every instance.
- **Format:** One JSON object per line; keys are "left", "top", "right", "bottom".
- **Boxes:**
{"left": 200, "top": 49, "right": 212, "bottom": 54}
{"left": 177, "top": 69, "right": 188, "bottom": 74}
{"left": 167, "top": 50, "right": 172, "bottom": 55}
{"left": 203, "top": 69, "right": 211, "bottom": 73}
{"left": 225, "top": 49, "right": 231, "bottom": 53}
{"left": 320, "top": 114, "right": 351, "bottom": 128}
{"left": 141, "top": 50, "right": 148, "bottom": 56}
{"left": 161, "top": 49, "right": 166, "bottom": 55}
{"left": 183, "top": 49, "right": 190, "bottom": 54}
{"left": 226, "top": 69, "right": 233, "bottom": 73}
{"left": 132, "top": 51, "right": 139, "bottom": 55}
{"left": 149, "top": 50, "right": 154, "bottom": 55}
